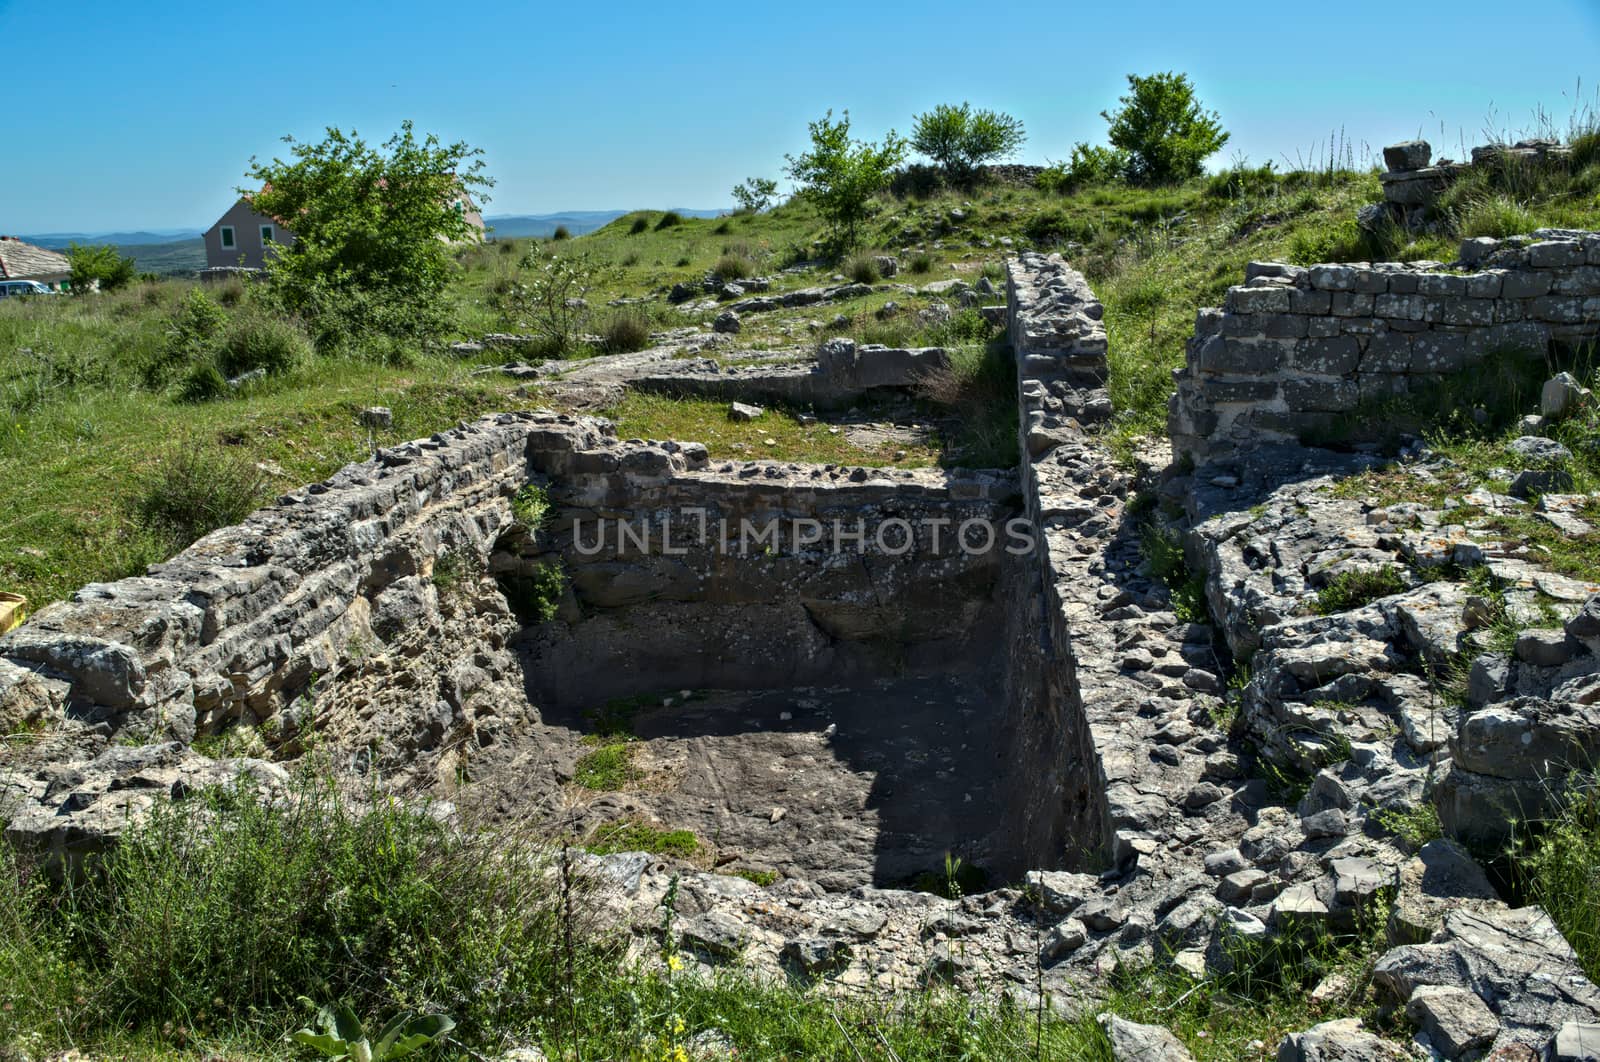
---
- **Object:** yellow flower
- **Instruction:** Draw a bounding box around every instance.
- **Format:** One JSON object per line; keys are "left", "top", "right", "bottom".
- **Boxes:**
{"left": 666, "top": 954, "right": 684, "bottom": 972}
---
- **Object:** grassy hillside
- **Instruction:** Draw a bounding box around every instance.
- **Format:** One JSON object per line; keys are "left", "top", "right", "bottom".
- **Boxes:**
{"left": 4, "top": 160, "right": 1598, "bottom": 615}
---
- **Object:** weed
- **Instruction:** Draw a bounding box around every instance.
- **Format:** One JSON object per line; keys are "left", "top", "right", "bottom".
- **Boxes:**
{"left": 133, "top": 446, "right": 267, "bottom": 549}
{"left": 713, "top": 252, "right": 759, "bottom": 283}
{"left": 908, "top": 251, "right": 934, "bottom": 274}
{"left": 1314, "top": 566, "right": 1407, "bottom": 615}
{"left": 844, "top": 253, "right": 881, "bottom": 284}
{"left": 1374, "top": 803, "right": 1444, "bottom": 850}
{"left": 599, "top": 307, "right": 654, "bottom": 354}
{"left": 1515, "top": 773, "right": 1600, "bottom": 979}
{"left": 586, "top": 819, "right": 700, "bottom": 858}
{"left": 654, "top": 211, "right": 684, "bottom": 231}
{"left": 430, "top": 549, "right": 471, "bottom": 595}
{"left": 573, "top": 742, "right": 641, "bottom": 790}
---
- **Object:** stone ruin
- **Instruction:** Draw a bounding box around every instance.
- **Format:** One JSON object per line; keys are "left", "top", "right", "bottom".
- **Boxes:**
{"left": 1377, "top": 137, "right": 1580, "bottom": 230}
{"left": 6, "top": 230, "right": 1600, "bottom": 1057}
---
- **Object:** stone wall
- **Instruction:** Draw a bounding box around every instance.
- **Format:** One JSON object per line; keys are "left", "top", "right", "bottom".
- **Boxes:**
{"left": 1378, "top": 137, "right": 1576, "bottom": 230}
{"left": 1169, "top": 229, "right": 1600, "bottom": 461}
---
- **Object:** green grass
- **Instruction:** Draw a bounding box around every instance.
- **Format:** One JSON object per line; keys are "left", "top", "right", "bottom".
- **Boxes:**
{"left": 0, "top": 771, "right": 1406, "bottom": 1061}
{"left": 1313, "top": 567, "right": 1407, "bottom": 615}
{"left": 600, "top": 391, "right": 943, "bottom": 467}
{"left": 584, "top": 819, "right": 700, "bottom": 859}
{"left": 1516, "top": 774, "right": 1600, "bottom": 980}
{"left": 573, "top": 741, "right": 642, "bottom": 790}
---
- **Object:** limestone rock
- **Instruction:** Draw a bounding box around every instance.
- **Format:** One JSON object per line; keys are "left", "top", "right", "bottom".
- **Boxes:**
{"left": 1404, "top": 985, "right": 1500, "bottom": 1059}
{"left": 1099, "top": 1013, "right": 1195, "bottom": 1062}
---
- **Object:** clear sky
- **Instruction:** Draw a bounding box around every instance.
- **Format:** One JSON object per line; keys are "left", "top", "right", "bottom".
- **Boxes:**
{"left": 2, "top": 0, "right": 1598, "bottom": 234}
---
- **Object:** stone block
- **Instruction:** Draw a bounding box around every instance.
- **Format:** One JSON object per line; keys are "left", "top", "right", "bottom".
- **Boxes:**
{"left": 1375, "top": 293, "right": 1426, "bottom": 320}
{"left": 1227, "top": 286, "right": 1292, "bottom": 313}
{"left": 1554, "top": 266, "right": 1600, "bottom": 296}
{"left": 1440, "top": 299, "right": 1496, "bottom": 327}
{"left": 1199, "top": 337, "right": 1292, "bottom": 375}
{"left": 1264, "top": 313, "right": 1309, "bottom": 339}
{"left": 1353, "top": 270, "right": 1391, "bottom": 294}
{"left": 1223, "top": 312, "right": 1262, "bottom": 337}
{"left": 1283, "top": 376, "right": 1360, "bottom": 412}
{"left": 1358, "top": 374, "right": 1411, "bottom": 401}
{"left": 1207, "top": 379, "right": 1281, "bottom": 402}
{"left": 1533, "top": 295, "right": 1587, "bottom": 324}
{"left": 1329, "top": 292, "right": 1375, "bottom": 317}
{"left": 1459, "top": 237, "right": 1499, "bottom": 266}
{"left": 1307, "top": 316, "right": 1342, "bottom": 338}
{"left": 1501, "top": 271, "right": 1552, "bottom": 299}
{"left": 1415, "top": 273, "right": 1466, "bottom": 297}
{"left": 1410, "top": 334, "right": 1467, "bottom": 373}
{"left": 1390, "top": 273, "right": 1420, "bottom": 294}
{"left": 1308, "top": 264, "right": 1357, "bottom": 291}
{"left": 1464, "top": 272, "right": 1503, "bottom": 299}
{"left": 1529, "top": 240, "right": 1584, "bottom": 268}
{"left": 1360, "top": 333, "right": 1412, "bottom": 373}
{"left": 1195, "top": 307, "right": 1224, "bottom": 336}
{"left": 1383, "top": 140, "right": 1432, "bottom": 171}
{"left": 1290, "top": 289, "right": 1332, "bottom": 315}
{"left": 1294, "top": 336, "right": 1361, "bottom": 375}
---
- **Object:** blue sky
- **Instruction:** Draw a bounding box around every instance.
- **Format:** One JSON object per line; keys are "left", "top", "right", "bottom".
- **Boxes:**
{"left": 2, "top": 0, "right": 1597, "bottom": 233}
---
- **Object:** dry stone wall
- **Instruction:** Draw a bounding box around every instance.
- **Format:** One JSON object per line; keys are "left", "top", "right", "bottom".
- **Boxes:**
{"left": 1169, "top": 228, "right": 1600, "bottom": 461}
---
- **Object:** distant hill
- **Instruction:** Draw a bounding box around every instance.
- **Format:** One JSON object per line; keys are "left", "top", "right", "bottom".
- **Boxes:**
{"left": 484, "top": 209, "right": 724, "bottom": 239}
{"left": 20, "top": 229, "right": 204, "bottom": 249}
{"left": 118, "top": 240, "right": 207, "bottom": 275}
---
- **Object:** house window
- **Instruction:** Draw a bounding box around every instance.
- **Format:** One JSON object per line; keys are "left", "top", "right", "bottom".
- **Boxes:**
{"left": 261, "top": 224, "right": 275, "bottom": 244}
{"left": 220, "top": 225, "right": 235, "bottom": 249}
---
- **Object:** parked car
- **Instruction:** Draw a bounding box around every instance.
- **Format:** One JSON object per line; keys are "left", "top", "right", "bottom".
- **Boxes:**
{"left": 0, "top": 279, "right": 58, "bottom": 299}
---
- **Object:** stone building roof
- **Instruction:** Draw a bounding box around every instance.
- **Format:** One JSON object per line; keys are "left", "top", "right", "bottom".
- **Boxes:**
{"left": 0, "top": 237, "right": 70, "bottom": 279}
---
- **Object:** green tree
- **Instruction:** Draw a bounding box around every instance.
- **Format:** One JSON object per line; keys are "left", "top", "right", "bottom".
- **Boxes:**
{"left": 731, "top": 177, "right": 779, "bottom": 213}
{"left": 1102, "top": 72, "right": 1229, "bottom": 185}
{"left": 66, "top": 243, "right": 136, "bottom": 292}
{"left": 245, "top": 121, "right": 492, "bottom": 350}
{"left": 784, "top": 111, "right": 906, "bottom": 251}
{"left": 910, "top": 103, "right": 1026, "bottom": 180}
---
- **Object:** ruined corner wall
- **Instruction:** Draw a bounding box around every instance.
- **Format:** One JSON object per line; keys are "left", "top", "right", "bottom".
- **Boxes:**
{"left": 1169, "top": 229, "right": 1600, "bottom": 461}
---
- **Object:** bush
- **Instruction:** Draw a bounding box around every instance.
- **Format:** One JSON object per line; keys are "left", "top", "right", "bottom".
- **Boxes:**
{"left": 844, "top": 253, "right": 880, "bottom": 284}
{"left": 133, "top": 446, "right": 267, "bottom": 546}
{"left": 246, "top": 121, "right": 491, "bottom": 346}
{"left": 712, "top": 252, "right": 758, "bottom": 283}
{"left": 1206, "top": 161, "right": 1280, "bottom": 200}
{"left": 145, "top": 288, "right": 229, "bottom": 388}
{"left": 908, "top": 251, "right": 934, "bottom": 274}
{"left": 66, "top": 242, "right": 137, "bottom": 292}
{"left": 653, "top": 211, "right": 683, "bottom": 231}
{"left": 910, "top": 102, "right": 1026, "bottom": 180}
{"left": 784, "top": 110, "right": 907, "bottom": 250}
{"left": 599, "top": 308, "right": 653, "bottom": 353}
{"left": 628, "top": 216, "right": 649, "bottom": 235}
{"left": 1025, "top": 209, "right": 1098, "bottom": 246}
{"left": 216, "top": 313, "right": 310, "bottom": 378}
{"left": 1102, "top": 71, "right": 1229, "bottom": 185}
{"left": 731, "top": 177, "right": 778, "bottom": 213}
{"left": 1517, "top": 775, "right": 1600, "bottom": 978}
{"left": 552, "top": 224, "right": 571, "bottom": 240}
{"left": 178, "top": 361, "right": 228, "bottom": 403}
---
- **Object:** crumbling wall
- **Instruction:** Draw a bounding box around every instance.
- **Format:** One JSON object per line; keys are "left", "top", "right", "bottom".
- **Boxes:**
{"left": 1169, "top": 229, "right": 1600, "bottom": 461}
{"left": 1377, "top": 137, "right": 1577, "bottom": 229}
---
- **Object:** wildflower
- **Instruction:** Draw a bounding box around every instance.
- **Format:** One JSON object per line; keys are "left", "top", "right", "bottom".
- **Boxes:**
{"left": 666, "top": 954, "right": 684, "bottom": 972}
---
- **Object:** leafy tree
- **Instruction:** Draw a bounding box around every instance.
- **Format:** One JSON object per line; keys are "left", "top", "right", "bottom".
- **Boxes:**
{"left": 910, "top": 103, "right": 1026, "bottom": 179}
{"left": 1101, "top": 72, "right": 1229, "bottom": 185}
{"left": 784, "top": 111, "right": 906, "bottom": 251}
{"left": 66, "top": 243, "right": 136, "bottom": 292}
{"left": 731, "top": 177, "right": 779, "bottom": 213}
{"left": 490, "top": 249, "right": 610, "bottom": 357}
{"left": 245, "top": 121, "right": 492, "bottom": 350}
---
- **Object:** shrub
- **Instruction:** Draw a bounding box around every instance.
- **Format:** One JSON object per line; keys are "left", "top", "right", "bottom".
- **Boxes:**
{"left": 66, "top": 242, "right": 137, "bottom": 292}
{"left": 913, "top": 341, "right": 1017, "bottom": 468}
{"left": 653, "top": 211, "right": 683, "bottom": 231}
{"left": 910, "top": 102, "right": 1026, "bottom": 180}
{"left": 1457, "top": 195, "right": 1539, "bottom": 239}
{"left": 908, "top": 251, "right": 934, "bottom": 274}
{"left": 712, "top": 252, "right": 758, "bottom": 283}
{"left": 1102, "top": 71, "right": 1229, "bottom": 185}
{"left": 599, "top": 308, "right": 653, "bottom": 353}
{"left": 1039, "top": 143, "right": 1128, "bottom": 195}
{"left": 844, "top": 253, "right": 880, "bottom": 284}
{"left": 629, "top": 216, "right": 649, "bottom": 235}
{"left": 133, "top": 445, "right": 267, "bottom": 546}
{"left": 246, "top": 121, "right": 491, "bottom": 345}
{"left": 148, "top": 287, "right": 229, "bottom": 387}
{"left": 552, "top": 224, "right": 571, "bottom": 240}
{"left": 888, "top": 163, "right": 945, "bottom": 199}
{"left": 573, "top": 742, "right": 641, "bottom": 790}
{"left": 177, "top": 361, "right": 228, "bottom": 403}
{"left": 731, "top": 177, "right": 778, "bottom": 213}
{"left": 1206, "top": 161, "right": 1280, "bottom": 200}
{"left": 1025, "top": 209, "right": 1097, "bottom": 246}
{"left": 489, "top": 250, "right": 605, "bottom": 356}
{"left": 1517, "top": 774, "right": 1600, "bottom": 978}
{"left": 784, "top": 110, "right": 907, "bottom": 250}
{"left": 215, "top": 313, "right": 310, "bottom": 378}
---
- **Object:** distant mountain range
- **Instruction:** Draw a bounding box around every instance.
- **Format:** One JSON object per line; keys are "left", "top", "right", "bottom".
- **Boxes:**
{"left": 11, "top": 208, "right": 728, "bottom": 275}
{"left": 482, "top": 209, "right": 725, "bottom": 238}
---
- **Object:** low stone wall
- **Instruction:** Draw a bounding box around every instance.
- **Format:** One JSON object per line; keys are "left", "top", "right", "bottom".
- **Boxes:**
{"left": 627, "top": 339, "right": 950, "bottom": 409}
{"left": 1379, "top": 137, "right": 1576, "bottom": 229}
{"left": 1169, "top": 229, "right": 1600, "bottom": 461}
